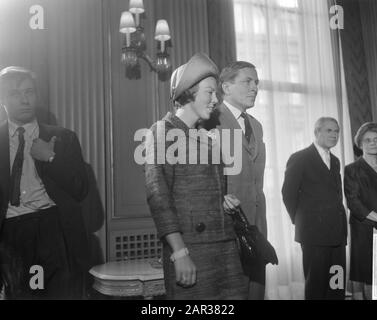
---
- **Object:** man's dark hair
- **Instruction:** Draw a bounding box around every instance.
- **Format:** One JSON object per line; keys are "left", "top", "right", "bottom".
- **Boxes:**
{"left": 219, "top": 61, "right": 256, "bottom": 96}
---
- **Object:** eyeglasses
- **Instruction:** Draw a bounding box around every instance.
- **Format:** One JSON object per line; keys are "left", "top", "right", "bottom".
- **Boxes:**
{"left": 7, "top": 88, "right": 36, "bottom": 100}
{"left": 362, "top": 137, "right": 377, "bottom": 144}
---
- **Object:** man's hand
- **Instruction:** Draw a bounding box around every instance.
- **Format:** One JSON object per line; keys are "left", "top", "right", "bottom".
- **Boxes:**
{"left": 223, "top": 194, "right": 241, "bottom": 214}
{"left": 30, "top": 136, "right": 56, "bottom": 162}
{"left": 174, "top": 255, "right": 197, "bottom": 287}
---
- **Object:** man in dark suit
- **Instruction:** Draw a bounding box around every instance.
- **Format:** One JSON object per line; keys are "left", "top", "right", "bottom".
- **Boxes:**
{"left": 282, "top": 117, "right": 347, "bottom": 300}
{"left": 205, "top": 61, "right": 267, "bottom": 300}
{"left": 0, "top": 66, "right": 89, "bottom": 299}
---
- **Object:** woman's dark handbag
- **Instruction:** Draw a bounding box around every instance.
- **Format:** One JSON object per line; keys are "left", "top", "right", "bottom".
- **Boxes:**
{"left": 231, "top": 206, "right": 278, "bottom": 276}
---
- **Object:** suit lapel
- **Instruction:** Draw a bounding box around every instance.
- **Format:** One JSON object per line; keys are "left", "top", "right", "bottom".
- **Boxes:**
{"left": 310, "top": 144, "right": 338, "bottom": 189}
{"left": 247, "top": 115, "right": 259, "bottom": 161}
{"left": 0, "top": 121, "right": 10, "bottom": 208}
{"left": 38, "top": 123, "right": 51, "bottom": 141}
{"left": 329, "top": 154, "right": 341, "bottom": 189}
{"left": 218, "top": 104, "right": 254, "bottom": 156}
{"left": 34, "top": 123, "right": 51, "bottom": 179}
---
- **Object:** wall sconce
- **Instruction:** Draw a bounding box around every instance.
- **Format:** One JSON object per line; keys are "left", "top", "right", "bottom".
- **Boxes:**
{"left": 120, "top": 0, "right": 172, "bottom": 81}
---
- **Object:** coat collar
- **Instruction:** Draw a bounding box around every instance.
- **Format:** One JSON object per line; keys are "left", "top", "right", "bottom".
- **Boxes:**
{"left": 8, "top": 119, "right": 38, "bottom": 139}
{"left": 308, "top": 144, "right": 339, "bottom": 188}
{"left": 33, "top": 123, "right": 53, "bottom": 178}
{"left": 217, "top": 103, "right": 257, "bottom": 158}
{"left": 38, "top": 123, "right": 53, "bottom": 142}
{"left": 358, "top": 157, "right": 377, "bottom": 179}
{"left": 162, "top": 112, "right": 191, "bottom": 136}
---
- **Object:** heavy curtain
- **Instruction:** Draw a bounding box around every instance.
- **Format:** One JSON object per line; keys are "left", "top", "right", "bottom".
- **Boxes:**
{"left": 358, "top": 0, "right": 377, "bottom": 122}
{"left": 337, "top": 0, "right": 373, "bottom": 138}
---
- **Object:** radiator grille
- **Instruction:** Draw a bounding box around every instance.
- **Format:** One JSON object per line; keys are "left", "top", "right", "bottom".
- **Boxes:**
{"left": 110, "top": 230, "right": 162, "bottom": 261}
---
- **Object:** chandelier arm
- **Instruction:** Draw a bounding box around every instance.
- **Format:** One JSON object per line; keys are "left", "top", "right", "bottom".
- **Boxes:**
{"left": 139, "top": 52, "right": 158, "bottom": 73}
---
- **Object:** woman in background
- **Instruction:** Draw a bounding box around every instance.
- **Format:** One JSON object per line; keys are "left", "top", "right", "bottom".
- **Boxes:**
{"left": 145, "top": 53, "right": 248, "bottom": 300}
{"left": 344, "top": 122, "right": 377, "bottom": 300}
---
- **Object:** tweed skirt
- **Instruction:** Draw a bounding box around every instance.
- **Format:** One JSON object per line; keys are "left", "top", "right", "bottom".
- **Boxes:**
{"left": 163, "top": 239, "right": 248, "bottom": 300}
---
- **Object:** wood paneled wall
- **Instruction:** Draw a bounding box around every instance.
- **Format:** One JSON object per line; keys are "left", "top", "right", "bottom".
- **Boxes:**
{"left": 0, "top": 0, "right": 234, "bottom": 261}
{"left": 105, "top": 0, "right": 211, "bottom": 256}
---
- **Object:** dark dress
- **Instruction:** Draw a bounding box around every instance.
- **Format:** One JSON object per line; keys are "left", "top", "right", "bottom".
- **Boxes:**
{"left": 344, "top": 158, "right": 377, "bottom": 284}
{"left": 145, "top": 112, "right": 248, "bottom": 300}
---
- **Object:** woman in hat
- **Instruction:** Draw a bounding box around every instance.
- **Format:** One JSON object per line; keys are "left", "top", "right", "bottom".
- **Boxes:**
{"left": 145, "top": 53, "right": 248, "bottom": 299}
{"left": 344, "top": 122, "right": 377, "bottom": 300}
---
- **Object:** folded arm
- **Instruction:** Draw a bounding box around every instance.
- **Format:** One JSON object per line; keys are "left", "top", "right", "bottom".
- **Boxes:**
{"left": 282, "top": 153, "right": 303, "bottom": 224}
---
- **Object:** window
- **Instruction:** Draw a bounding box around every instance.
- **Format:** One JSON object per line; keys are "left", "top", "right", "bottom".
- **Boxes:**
{"left": 233, "top": 0, "right": 347, "bottom": 299}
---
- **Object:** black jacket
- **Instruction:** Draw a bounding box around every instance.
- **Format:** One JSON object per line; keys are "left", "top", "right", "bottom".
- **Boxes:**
{"left": 282, "top": 144, "right": 347, "bottom": 246}
{"left": 0, "top": 121, "right": 90, "bottom": 270}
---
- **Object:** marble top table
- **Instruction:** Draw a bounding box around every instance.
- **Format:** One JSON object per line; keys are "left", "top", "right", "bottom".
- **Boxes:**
{"left": 89, "top": 259, "right": 165, "bottom": 298}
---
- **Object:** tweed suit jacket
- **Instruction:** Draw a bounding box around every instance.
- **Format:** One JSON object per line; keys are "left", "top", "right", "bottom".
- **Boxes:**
{"left": 145, "top": 112, "right": 236, "bottom": 244}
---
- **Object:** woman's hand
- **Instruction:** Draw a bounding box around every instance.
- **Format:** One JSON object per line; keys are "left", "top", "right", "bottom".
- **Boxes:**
{"left": 174, "top": 255, "right": 197, "bottom": 287}
{"left": 223, "top": 194, "right": 241, "bottom": 214}
{"left": 164, "top": 232, "right": 197, "bottom": 287}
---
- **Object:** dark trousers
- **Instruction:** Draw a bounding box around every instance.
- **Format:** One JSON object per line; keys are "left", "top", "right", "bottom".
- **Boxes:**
{"left": 301, "top": 244, "right": 346, "bottom": 300}
{"left": 1, "top": 207, "right": 80, "bottom": 299}
{"left": 248, "top": 263, "right": 266, "bottom": 300}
